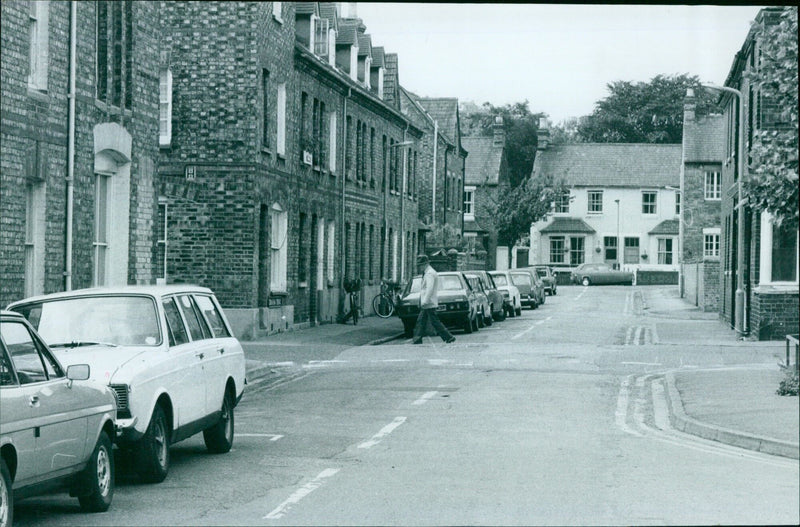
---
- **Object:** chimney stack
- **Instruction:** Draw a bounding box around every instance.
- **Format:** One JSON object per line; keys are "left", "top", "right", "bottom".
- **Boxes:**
{"left": 684, "top": 88, "right": 696, "bottom": 123}
{"left": 537, "top": 117, "right": 550, "bottom": 151}
{"left": 492, "top": 116, "right": 505, "bottom": 147}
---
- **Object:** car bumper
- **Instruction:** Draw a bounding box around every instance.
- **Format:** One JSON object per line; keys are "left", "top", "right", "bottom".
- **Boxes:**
{"left": 115, "top": 416, "right": 144, "bottom": 443}
{"left": 520, "top": 294, "right": 536, "bottom": 306}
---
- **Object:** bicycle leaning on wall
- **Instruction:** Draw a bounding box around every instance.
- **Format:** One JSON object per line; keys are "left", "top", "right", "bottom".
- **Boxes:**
{"left": 372, "top": 279, "right": 403, "bottom": 318}
{"left": 339, "top": 278, "right": 363, "bottom": 325}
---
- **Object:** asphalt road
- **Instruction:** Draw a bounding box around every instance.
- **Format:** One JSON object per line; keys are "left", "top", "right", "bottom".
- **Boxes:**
{"left": 15, "top": 286, "right": 800, "bottom": 525}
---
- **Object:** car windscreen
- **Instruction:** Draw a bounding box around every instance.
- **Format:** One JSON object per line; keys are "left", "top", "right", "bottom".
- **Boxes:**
{"left": 438, "top": 275, "right": 464, "bottom": 291}
{"left": 406, "top": 277, "right": 423, "bottom": 294}
{"left": 490, "top": 274, "right": 508, "bottom": 286}
{"left": 510, "top": 273, "right": 532, "bottom": 286}
{"left": 13, "top": 296, "right": 162, "bottom": 347}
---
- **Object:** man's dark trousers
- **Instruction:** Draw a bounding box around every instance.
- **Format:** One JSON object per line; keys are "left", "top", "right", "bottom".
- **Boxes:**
{"left": 413, "top": 308, "right": 454, "bottom": 342}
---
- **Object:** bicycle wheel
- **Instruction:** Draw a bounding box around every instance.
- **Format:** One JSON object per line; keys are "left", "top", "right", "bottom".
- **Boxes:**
{"left": 351, "top": 293, "right": 359, "bottom": 325}
{"left": 373, "top": 293, "right": 394, "bottom": 318}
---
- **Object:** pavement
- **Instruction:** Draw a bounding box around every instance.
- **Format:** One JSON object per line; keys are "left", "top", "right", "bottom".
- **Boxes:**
{"left": 239, "top": 286, "right": 800, "bottom": 460}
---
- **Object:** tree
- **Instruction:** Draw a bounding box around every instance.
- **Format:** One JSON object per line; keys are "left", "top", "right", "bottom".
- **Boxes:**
{"left": 577, "top": 74, "right": 717, "bottom": 143}
{"left": 460, "top": 100, "right": 545, "bottom": 188}
{"left": 491, "top": 177, "right": 568, "bottom": 249}
{"left": 745, "top": 7, "right": 798, "bottom": 225}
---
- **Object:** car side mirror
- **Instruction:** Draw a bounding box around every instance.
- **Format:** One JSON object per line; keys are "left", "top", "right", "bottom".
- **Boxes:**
{"left": 66, "top": 364, "right": 90, "bottom": 381}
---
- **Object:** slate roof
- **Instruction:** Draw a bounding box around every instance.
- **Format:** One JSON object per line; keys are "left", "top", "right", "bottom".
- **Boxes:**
{"left": 318, "top": 2, "right": 338, "bottom": 25}
{"left": 357, "top": 34, "right": 372, "bottom": 56}
{"left": 337, "top": 22, "right": 358, "bottom": 45}
{"left": 532, "top": 143, "right": 681, "bottom": 187}
{"left": 413, "top": 97, "right": 460, "bottom": 145}
{"left": 371, "top": 46, "right": 385, "bottom": 68}
{"left": 683, "top": 114, "right": 725, "bottom": 163}
{"left": 540, "top": 218, "right": 596, "bottom": 234}
{"left": 462, "top": 136, "right": 503, "bottom": 185}
{"left": 649, "top": 219, "right": 679, "bottom": 235}
{"left": 294, "top": 2, "right": 317, "bottom": 15}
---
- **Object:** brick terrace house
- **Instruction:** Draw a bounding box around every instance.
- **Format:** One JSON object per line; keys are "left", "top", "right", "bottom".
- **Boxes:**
{"left": 1, "top": 0, "right": 161, "bottom": 306}
{"left": 680, "top": 90, "right": 725, "bottom": 312}
{"left": 461, "top": 117, "right": 510, "bottom": 270}
{"left": 530, "top": 124, "right": 682, "bottom": 275}
{"left": 717, "top": 7, "right": 798, "bottom": 340}
{"left": 157, "top": 2, "right": 424, "bottom": 338}
{"left": 410, "top": 96, "right": 468, "bottom": 243}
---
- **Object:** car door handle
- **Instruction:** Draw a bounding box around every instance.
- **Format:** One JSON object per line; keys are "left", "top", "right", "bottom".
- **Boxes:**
{"left": 217, "top": 347, "right": 225, "bottom": 354}
{"left": 196, "top": 352, "right": 205, "bottom": 360}
{"left": 29, "top": 395, "right": 39, "bottom": 407}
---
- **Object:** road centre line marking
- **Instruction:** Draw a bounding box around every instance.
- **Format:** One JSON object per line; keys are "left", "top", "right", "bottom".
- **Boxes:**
{"left": 264, "top": 468, "right": 341, "bottom": 519}
{"left": 412, "top": 391, "right": 438, "bottom": 405}
{"left": 373, "top": 359, "right": 410, "bottom": 363}
{"left": 511, "top": 316, "right": 551, "bottom": 340}
{"left": 238, "top": 433, "right": 283, "bottom": 441}
{"left": 358, "top": 416, "right": 407, "bottom": 449}
{"left": 621, "top": 361, "right": 663, "bottom": 366}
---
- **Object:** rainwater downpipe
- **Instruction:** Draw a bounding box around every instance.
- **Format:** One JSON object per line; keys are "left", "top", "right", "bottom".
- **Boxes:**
{"left": 431, "top": 120, "right": 438, "bottom": 224}
{"left": 400, "top": 123, "right": 409, "bottom": 281}
{"left": 339, "top": 88, "right": 351, "bottom": 316}
{"left": 65, "top": 1, "right": 77, "bottom": 291}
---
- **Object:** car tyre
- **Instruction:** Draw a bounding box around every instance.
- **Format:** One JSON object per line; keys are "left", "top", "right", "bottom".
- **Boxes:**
{"left": 78, "top": 431, "right": 114, "bottom": 512}
{"left": 581, "top": 276, "right": 591, "bottom": 287}
{"left": 1, "top": 457, "right": 12, "bottom": 527}
{"left": 494, "top": 307, "right": 506, "bottom": 322}
{"left": 137, "top": 404, "right": 170, "bottom": 483}
{"left": 477, "top": 308, "right": 485, "bottom": 328}
{"left": 515, "top": 306, "right": 522, "bottom": 316}
{"left": 204, "top": 389, "right": 234, "bottom": 454}
{"left": 463, "top": 315, "right": 473, "bottom": 334}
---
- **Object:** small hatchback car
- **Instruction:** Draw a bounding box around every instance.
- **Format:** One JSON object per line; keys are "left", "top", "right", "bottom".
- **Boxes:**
{"left": 1, "top": 310, "right": 117, "bottom": 525}
{"left": 8, "top": 286, "right": 246, "bottom": 484}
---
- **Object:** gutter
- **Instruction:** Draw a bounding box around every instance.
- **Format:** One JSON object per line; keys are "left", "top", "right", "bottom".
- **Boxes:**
{"left": 65, "top": 1, "right": 77, "bottom": 291}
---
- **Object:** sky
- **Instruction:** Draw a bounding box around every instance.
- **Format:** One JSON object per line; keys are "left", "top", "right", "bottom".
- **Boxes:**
{"left": 354, "top": 3, "right": 764, "bottom": 124}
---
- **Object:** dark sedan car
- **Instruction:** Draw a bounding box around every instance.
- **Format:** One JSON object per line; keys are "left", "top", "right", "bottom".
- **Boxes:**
{"left": 531, "top": 265, "right": 557, "bottom": 296}
{"left": 570, "top": 262, "right": 634, "bottom": 286}
{"left": 464, "top": 271, "right": 506, "bottom": 322}
{"left": 395, "top": 272, "right": 480, "bottom": 337}
{"left": 509, "top": 269, "right": 544, "bottom": 309}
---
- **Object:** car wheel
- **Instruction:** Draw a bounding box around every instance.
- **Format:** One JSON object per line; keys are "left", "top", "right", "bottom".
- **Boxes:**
{"left": 477, "top": 308, "right": 485, "bottom": 328}
{"left": 515, "top": 306, "right": 522, "bottom": 316}
{"left": 1, "top": 457, "right": 12, "bottom": 527}
{"left": 78, "top": 431, "right": 114, "bottom": 512}
{"left": 582, "top": 277, "right": 591, "bottom": 287}
{"left": 204, "top": 389, "right": 235, "bottom": 454}
{"left": 463, "top": 315, "right": 473, "bottom": 334}
{"left": 137, "top": 404, "right": 170, "bottom": 483}
{"left": 402, "top": 319, "right": 415, "bottom": 338}
{"left": 553, "top": 287, "right": 557, "bottom": 295}
{"left": 494, "top": 307, "right": 506, "bottom": 322}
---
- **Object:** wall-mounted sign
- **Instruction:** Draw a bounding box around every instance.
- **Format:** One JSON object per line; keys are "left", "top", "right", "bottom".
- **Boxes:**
{"left": 185, "top": 165, "right": 196, "bottom": 181}
{"left": 302, "top": 151, "right": 313, "bottom": 166}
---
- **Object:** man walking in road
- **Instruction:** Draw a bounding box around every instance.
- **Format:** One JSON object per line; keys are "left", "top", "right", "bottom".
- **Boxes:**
{"left": 413, "top": 255, "right": 456, "bottom": 345}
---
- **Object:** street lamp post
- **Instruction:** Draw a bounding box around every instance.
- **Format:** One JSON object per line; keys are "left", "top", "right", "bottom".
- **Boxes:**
{"left": 705, "top": 83, "right": 746, "bottom": 337}
{"left": 615, "top": 199, "right": 620, "bottom": 269}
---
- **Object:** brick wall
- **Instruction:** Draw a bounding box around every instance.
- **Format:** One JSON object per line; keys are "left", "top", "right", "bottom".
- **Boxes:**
{"left": 752, "top": 290, "right": 800, "bottom": 340}
{"left": 1, "top": 1, "right": 160, "bottom": 305}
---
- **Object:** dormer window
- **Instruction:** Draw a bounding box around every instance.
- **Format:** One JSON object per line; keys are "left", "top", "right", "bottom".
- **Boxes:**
{"left": 378, "top": 67, "right": 384, "bottom": 99}
{"left": 314, "top": 17, "right": 329, "bottom": 59}
{"left": 364, "top": 57, "right": 372, "bottom": 89}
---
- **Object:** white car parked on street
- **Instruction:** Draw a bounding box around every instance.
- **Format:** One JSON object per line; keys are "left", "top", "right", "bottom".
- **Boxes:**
{"left": 8, "top": 286, "right": 246, "bottom": 484}
{"left": 488, "top": 271, "right": 523, "bottom": 317}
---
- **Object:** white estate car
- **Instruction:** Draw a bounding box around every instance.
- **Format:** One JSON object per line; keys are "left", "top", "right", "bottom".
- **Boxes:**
{"left": 8, "top": 286, "right": 246, "bottom": 484}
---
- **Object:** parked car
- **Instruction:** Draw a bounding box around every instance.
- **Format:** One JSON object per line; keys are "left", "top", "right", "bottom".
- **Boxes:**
{"left": 570, "top": 263, "right": 634, "bottom": 286}
{"left": 487, "top": 271, "right": 522, "bottom": 317}
{"left": 531, "top": 265, "right": 558, "bottom": 296}
{"left": 464, "top": 271, "right": 506, "bottom": 321}
{"left": 396, "top": 272, "right": 481, "bottom": 337}
{"left": 509, "top": 269, "right": 543, "bottom": 309}
{"left": 1, "top": 310, "right": 117, "bottom": 524}
{"left": 8, "top": 285, "right": 246, "bottom": 484}
{"left": 465, "top": 275, "right": 492, "bottom": 328}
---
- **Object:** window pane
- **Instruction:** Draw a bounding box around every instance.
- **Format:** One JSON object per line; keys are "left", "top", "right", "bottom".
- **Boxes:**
{"left": 163, "top": 297, "right": 189, "bottom": 346}
{"left": 195, "top": 295, "right": 231, "bottom": 338}
{"left": 772, "top": 222, "right": 798, "bottom": 282}
{"left": 177, "top": 295, "right": 208, "bottom": 341}
{"left": 2, "top": 320, "right": 47, "bottom": 384}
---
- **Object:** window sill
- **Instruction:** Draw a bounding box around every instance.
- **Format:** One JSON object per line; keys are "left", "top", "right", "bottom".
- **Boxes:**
{"left": 273, "top": 14, "right": 283, "bottom": 24}
{"left": 298, "top": 281, "right": 308, "bottom": 289}
{"left": 270, "top": 291, "right": 288, "bottom": 297}
{"left": 27, "top": 87, "right": 49, "bottom": 102}
{"left": 276, "top": 153, "right": 286, "bottom": 161}
{"left": 704, "top": 197, "right": 722, "bottom": 202}
{"left": 754, "top": 283, "right": 799, "bottom": 294}
{"left": 327, "top": 279, "right": 337, "bottom": 288}
{"left": 262, "top": 147, "right": 272, "bottom": 156}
